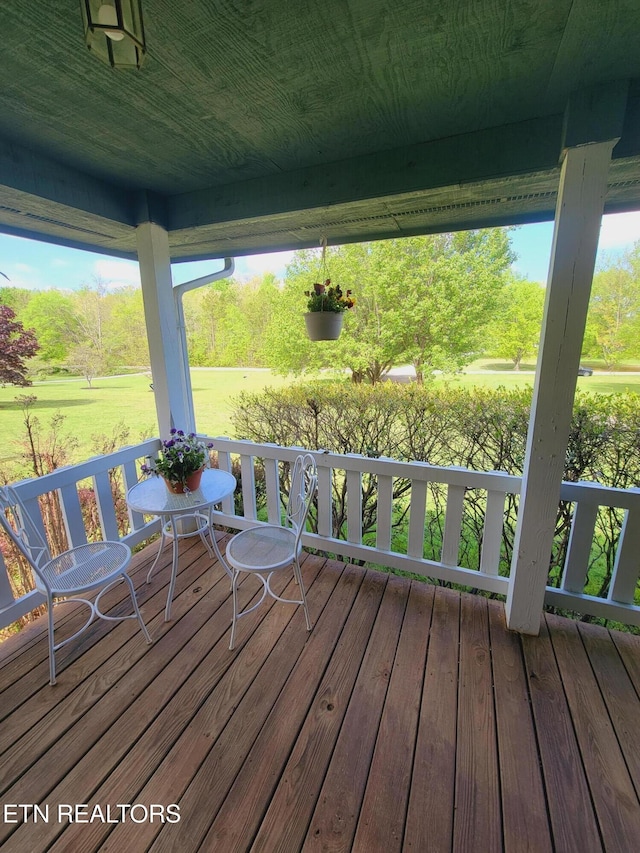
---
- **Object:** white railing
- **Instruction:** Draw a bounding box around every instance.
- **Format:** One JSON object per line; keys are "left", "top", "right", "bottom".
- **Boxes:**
{"left": 1, "top": 437, "right": 639, "bottom": 632}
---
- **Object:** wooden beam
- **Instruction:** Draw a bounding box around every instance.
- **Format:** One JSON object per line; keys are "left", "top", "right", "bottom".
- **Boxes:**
{"left": 506, "top": 80, "right": 628, "bottom": 635}
{"left": 505, "top": 143, "right": 616, "bottom": 634}
{"left": 0, "top": 137, "right": 132, "bottom": 224}
{"left": 169, "top": 116, "right": 564, "bottom": 230}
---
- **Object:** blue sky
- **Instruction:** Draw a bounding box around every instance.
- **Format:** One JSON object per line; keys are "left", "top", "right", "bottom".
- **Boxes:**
{"left": 1, "top": 212, "right": 639, "bottom": 292}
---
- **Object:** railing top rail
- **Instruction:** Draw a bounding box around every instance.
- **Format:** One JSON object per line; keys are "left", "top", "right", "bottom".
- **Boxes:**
{"left": 9, "top": 438, "right": 162, "bottom": 500}
{"left": 205, "top": 436, "right": 522, "bottom": 493}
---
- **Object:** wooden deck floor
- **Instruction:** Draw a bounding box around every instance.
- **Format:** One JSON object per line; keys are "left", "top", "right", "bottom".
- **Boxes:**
{"left": 1, "top": 534, "right": 640, "bottom": 852}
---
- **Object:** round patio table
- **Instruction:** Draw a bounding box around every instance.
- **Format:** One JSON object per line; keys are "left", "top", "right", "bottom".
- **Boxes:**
{"left": 127, "top": 467, "right": 236, "bottom": 621}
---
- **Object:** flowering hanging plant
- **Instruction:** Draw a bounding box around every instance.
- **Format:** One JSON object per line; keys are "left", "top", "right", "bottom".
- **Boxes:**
{"left": 141, "top": 430, "right": 213, "bottom": 486}
{"left": 305, "top": 279, "right": 355, "bottom": 313}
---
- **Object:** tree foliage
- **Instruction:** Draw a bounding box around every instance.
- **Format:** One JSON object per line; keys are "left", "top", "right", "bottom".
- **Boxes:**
{"left": 0, "top": 305, "right": 39, "bottom": 385}
{"left": 484, "top": 276, "right": 545, "bottom": 369}
{"left": 584, "top": 243, "right": 640, "bottom": 368}
{"left": 265, "top": 230, "right": 514, "bottom": 382}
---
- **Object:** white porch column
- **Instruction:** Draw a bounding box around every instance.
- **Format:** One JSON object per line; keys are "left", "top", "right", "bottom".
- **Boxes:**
{"left": 136, "top": 221, "right": 193, "bottom": 436}
{"left": 506, "top": 84, "right": 627, "bottom": 634}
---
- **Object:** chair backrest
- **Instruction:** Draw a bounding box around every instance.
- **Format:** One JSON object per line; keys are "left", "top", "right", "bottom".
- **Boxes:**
{"left": 285, "top": 454, "right": 318, "bottom": 546}
{"left": 0, "top": 485, "right": 52, "bottom": 592}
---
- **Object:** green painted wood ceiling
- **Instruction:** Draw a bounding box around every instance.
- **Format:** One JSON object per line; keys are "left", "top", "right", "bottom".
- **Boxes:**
{"left": 0, "top": 0, "right": 639, "bottom": 261}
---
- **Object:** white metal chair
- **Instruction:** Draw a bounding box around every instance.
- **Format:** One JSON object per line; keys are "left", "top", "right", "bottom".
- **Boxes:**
{"left": 0, "top": 485, "right": 151, "bottom": 685}
{"left": 225, "top": 453, "right": 317, "bottom": 650}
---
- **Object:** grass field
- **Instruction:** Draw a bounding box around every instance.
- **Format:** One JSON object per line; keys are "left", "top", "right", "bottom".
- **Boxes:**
{"left": 0, "top": 369, "right": 291, "bottom": 468}
{"left": 1, "top": 364, "right": 639, "bottom": 469}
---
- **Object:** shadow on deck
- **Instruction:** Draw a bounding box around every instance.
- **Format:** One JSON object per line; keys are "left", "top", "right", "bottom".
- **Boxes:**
{"left": 1, "top": 533, "right": 640, "bottom": 852}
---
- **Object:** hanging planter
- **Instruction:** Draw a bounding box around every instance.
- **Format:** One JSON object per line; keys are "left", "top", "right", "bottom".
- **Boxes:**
{"left": 304, "top": 310, "right": 344, "bottom": 341}
{"left": 303, "top": 239, "right": 355, "bottom": 341}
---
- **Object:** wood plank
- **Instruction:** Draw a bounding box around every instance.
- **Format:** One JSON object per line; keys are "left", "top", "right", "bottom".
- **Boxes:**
{"left": 453, "top": 593, "right": 501, "bottom": 853}
{"left": 0, "top": 540, "right": 170, "bottom": 707}
{"left": 250, "top": 570, "right": 389, "bottom": 852}
{"left": 488, "top": 600, "right": 551, "bottom": 853}
{"left": 2, "top": 537, "right": 640, "bottom": 853}
{"left": 201, "top": 564, "right": 377, "bottom": 852}
{"left": 578, "top": 621, "right": 640, "bottom": 797}
{"left": 548, "top": 613, "right": 640, "bottom": 851}
{"left": 44, "top": 557, "right": 328, "bottom": 853}
{"left": 304, "top": 574, "right": 410, "bottom": 852}
{"left": 610, "top": 629, "right": 640, "bottom": 696}
{"left": 403, "top": 586, "right": 460, "bottom": 852}
{"left": 353, "top": 581, "right": 434, "bottom": 852}
{"left": 96, "top": 559, "right": 350, "bottom": 853}
{"left": 522, "top": 619, "right": 602, "bottom": 852}
{"left": 0, "top": 554, "right": 243, "bottom": 848}
{"left": 0, "top": 538, "right": 206, "bottom": 760}
{"left": 0, "top": 544, "right": 157, "bottom": 688}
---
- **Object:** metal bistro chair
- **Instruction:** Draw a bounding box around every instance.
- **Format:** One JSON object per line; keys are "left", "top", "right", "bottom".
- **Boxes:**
{"left": 0, "top": 485, "right": 151, "bottom": 685}
{"left": 225, "top": 453, "right": 317, "bottom": 650}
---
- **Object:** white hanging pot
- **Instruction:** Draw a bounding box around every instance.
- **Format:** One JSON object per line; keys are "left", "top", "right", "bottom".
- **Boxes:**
{"left": 304, "top": 311, "right": 344, "bottom": 341}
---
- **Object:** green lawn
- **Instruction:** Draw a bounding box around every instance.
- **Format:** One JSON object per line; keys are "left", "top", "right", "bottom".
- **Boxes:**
{"left": 0, "top": 369, "right": 291, "bottom": 468}
{"left": 1, "top": 364, "right": 638, "bottom": 470}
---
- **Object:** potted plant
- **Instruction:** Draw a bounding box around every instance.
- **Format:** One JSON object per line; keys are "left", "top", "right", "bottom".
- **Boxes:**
{"left": 141, "top": 429, "right": 213, "bottom": 493}
{"left": 304, "top": 279, "right": 355, "bottom": 341}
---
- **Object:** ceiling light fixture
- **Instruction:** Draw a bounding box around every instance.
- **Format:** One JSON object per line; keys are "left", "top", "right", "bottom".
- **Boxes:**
{"left": 80, "top": 0, "right": 146, "bottom": 70}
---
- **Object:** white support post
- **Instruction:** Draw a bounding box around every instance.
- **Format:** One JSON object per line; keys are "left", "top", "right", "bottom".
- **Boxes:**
{"left": 136, "top": 221, "right": 193, "bottom": 436}
{"left": 505, "top": 141, "right": 615, "bottom": 634}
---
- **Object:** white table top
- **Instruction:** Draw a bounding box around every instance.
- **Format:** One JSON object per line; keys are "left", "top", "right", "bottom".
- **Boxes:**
{"left": 126, "top": 467, "right": 236, "bottom": 516}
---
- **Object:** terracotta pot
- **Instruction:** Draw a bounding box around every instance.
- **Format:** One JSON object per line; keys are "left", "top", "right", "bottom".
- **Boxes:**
{"left": 304, "top": 311, "right": 344, "bottom": 341}
{"left": 163, "top": 466, "right": 205, "bottom": 494}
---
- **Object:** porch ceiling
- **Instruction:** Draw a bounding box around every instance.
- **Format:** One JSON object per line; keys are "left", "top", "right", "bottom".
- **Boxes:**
{"left": 1, "top": 1, "right": 639, "bottom": 262}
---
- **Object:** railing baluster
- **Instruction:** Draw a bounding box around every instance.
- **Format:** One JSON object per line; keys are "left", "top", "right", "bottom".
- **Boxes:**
{"left": 93, "top": 470, "right": 120, "bottom": 541}
{"left": 481, "top": 490, "right": 506, "bottom": 576}
{"left": 407, "top": 479, "right": 427, "bottom": 558}
{"left": 376, "top": 474, "right": 393, "bottom": 551}
{"left": 346, "top": 466, "right": 363, "bottom": 544}
{"left": 610, "top": 502, "right": 640, "bottom": 604}
{"left": 316, "top": 462, "right": 333, "bottom": 537}
{"left": 263, "top": 457, "right": 281, "bottom": 524}
{"left": 562, "top": 501, "right": 598, "bottom": 593}
{"left": 58, "top": 483, "right": 88, "bottom": 547}
{"left": 442, "top": 484, "right": 465, "bottom": 567}
{"left": 240, "top": 453, "right": 257, "bottom": 520}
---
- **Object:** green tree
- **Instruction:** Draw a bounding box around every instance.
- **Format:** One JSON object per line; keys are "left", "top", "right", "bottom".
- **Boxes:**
{"left": 67, "top": 278, "right": 115, "bottom": 378}
{"left": 20, "top": 290, "right": 79, "bottom": 363}
{"left": 585, "top": 244, "right": 640, "bottom": 367}
{"left": 373, "top": 230, "right": 514, "bottom": 382}
{"left": 106, "top": 286, "right": 150, "bottom": 368}
{"left": 484, "top": 276, "right": 545, "bottom": 369}
{"left": 0, "top": 286, "right": 32, "bottom": 315}
{"left": 265, "top": 231, "right": 514, "bottom": 383}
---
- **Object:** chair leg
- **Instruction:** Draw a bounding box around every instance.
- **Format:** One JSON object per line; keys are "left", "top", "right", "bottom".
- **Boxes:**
{"left": 123, "top": 574, "right": 152, "bottom": 644}
{"left": 294, "top": 559, "right": 312, "bottom": 631}
{"left": 47, "top": 599, "right": 56, "bottom": 686}
{"left": 229, "top": 570, "right": 240, "bottom": 651}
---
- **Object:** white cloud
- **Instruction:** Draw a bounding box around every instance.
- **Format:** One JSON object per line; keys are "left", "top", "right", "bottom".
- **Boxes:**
{"left": 599, "top": 211, "right": 640, "bottom": 250}
{"left": 92, "top": 258, "right": 141, "bottom": 289}
{"left": 14, "top": 262, "right": 35, "bottom": 273}
{"left": 235, "top": 250, "right": 296, "bottom": 279}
